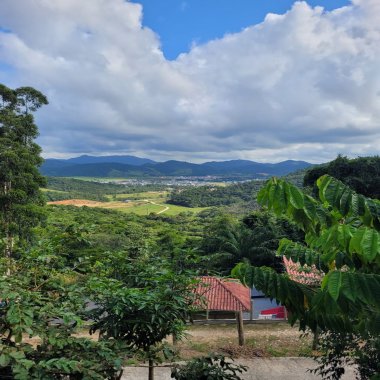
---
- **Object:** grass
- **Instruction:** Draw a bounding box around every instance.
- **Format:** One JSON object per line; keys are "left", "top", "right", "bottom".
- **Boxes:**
{"left": 41, "top": 188, "right": 68, "bottom": 193}
{"left": 47, "top": 196, "right": 208, "bottom": 216}
{"left": 114, "top": 203, "right": 166, "bottom": 215}
{"left": 175, "top": 323, "right": 314, "bottom": 360}
{"left": 106, "top": 191, "right": 168, "bottom": 201}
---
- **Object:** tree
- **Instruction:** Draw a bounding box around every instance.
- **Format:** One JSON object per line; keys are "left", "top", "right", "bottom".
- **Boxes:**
{"left": 87, "top": 257, "right": 198, "bottom": 380}
{"left": 201, "top": 212, "right": 302, "bottom": 274}
{"left": 0, "top": 241, "right": 126, "bottom": 379}
{"left": 304, "top": 155, "right": 380, "bottom": 199}
{"left": 232, "top": 175, "right": 380, "bottom": 378}
{"left": 0, "top": 84, "right": 47, "bottom": 262}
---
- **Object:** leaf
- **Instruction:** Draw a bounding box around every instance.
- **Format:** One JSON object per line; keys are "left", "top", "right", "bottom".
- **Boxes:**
{"left": 0, "top": 354, "right": 10, "bottom": 367}
{"left": 350, "top": 227, "right": 380, "bottom": 263}
{"left": 286, "top": 183, "right": 304, "bottom": 209}
{"left": 361, "top": 228, "right": 379, "bottom": 262}
{"left": 327, "top": 271, "right": 342, "bottom": 301}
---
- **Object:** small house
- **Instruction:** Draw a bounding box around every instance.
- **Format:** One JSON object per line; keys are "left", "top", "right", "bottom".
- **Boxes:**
{"left": 192, "top": 276, "right": 251, "bottom": 320}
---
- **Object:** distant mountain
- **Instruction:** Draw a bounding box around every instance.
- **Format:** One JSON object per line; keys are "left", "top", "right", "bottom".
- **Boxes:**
{"left": 200, "top": 160, "right": 311, "bottom": 176}
{"left": 65, "top": 155, "right": 155, "bottom": 166}
{"left": 40, "top": 156, "right": 312, "bottom": 178}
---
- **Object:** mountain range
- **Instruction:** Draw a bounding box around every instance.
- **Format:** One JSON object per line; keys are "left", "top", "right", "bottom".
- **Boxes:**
{"left": 40, "top": 155, "right": 312, "bottom": 178}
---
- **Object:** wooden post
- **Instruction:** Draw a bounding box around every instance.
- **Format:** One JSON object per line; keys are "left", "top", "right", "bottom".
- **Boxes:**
{"left": 236, "top": 310, "right": 245, "bottom": 346}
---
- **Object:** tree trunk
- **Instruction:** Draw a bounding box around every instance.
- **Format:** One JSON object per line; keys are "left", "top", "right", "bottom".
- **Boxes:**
{"left": 4, "top": 231, "right": 13, "bottom": 276}
{"left": 3, "top": 180, "right": 13, "bottom": 275}
{"left": 236, "top": 310, "right": 245, "bottom": 346}
{"left": 312, "top": 329, "right": 319, "bottom": 350}
{"left": 148, "top": 359, "right": 154, "bottom": 380}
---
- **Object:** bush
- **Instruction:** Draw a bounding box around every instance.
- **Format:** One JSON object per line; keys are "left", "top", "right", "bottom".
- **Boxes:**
{"left": 170, "top": 354, "right": 247, "bottom": 380}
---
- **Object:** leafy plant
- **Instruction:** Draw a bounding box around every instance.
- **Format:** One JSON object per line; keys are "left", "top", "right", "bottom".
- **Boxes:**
{"left": 87, "top": 258, "right": 199, "bottom": 380}
{"left": 170, "top": 354, "right": 247, "bottom": 380}
{"left": 232, "top": 175, "right": 380, "bottom": 378}
{"left": 0, "top": 248, "right": 127, "bottom": 379}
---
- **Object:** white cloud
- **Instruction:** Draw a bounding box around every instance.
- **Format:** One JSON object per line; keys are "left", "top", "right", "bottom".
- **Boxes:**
{"left": 0, "top": 0, "right": 379, "bottom": 163}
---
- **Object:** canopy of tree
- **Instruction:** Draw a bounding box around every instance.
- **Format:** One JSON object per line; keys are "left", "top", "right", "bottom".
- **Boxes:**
{"left": 0, "top": 84, "right": 47, "bottom": 260}
{"left": 304, "top": 155, "right": 380, "bottom": 199}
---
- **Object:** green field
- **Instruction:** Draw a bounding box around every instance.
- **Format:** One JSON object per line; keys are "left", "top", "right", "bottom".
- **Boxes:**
{"left": 43, "top": 177, "right": 210, "bottom": 215}
{"left": 107, "top": 191, "right": 168, "bottom": 201}
{"left": 47, "top": 192, "right": 207, "bottom": 216}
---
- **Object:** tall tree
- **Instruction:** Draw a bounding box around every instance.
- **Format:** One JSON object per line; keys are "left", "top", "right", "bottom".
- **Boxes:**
{"left": 0, "top": 84, "right": 47, "bottom": 261}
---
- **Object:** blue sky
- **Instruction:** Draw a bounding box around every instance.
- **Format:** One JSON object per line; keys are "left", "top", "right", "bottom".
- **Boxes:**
{"left": 0, "top": 0, "right": 379, "bottom": 163}
{"left": 136, "top": 0, "right": 351, "bottom": 59}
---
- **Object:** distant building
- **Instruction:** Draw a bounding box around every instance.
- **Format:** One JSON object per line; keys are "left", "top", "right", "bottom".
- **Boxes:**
{"left": 192, "top": 276, "right": 251, "bottom": 320}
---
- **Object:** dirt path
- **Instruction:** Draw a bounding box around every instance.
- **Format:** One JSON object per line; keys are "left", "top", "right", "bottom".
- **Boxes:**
{"left": 144, "top": 199, "right": 169, "bottom": 214}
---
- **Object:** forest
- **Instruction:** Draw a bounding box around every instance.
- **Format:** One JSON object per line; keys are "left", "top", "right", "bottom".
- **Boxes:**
{"left": 1, "top": 84, "right": 380, "bottom": 379}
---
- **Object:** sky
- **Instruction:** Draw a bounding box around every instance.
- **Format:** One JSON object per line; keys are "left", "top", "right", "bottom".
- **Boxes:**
{"left": 0, "top": 0, "right": 379, "bottom": 163}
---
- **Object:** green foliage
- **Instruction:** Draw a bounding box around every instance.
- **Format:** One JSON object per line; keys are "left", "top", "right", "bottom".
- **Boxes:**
{"left": 0, "top": 84, "right": 47, "bottom": 258}
{"left": 43, "top": 177, "right": 170, "bottom": 202}
{"left": 0, "top": 248, "right": 126, "bottom": 379}
{"left": 44, "top": 177, "right": 139, "bottom": 202}
{"left": 168, "top": 169, "right": 307, "bottom": 209}
{"left": 87, "top": 257, "right": 198, "bottom": 372}
{"left": 304, "top": 155, "right": 380, "bottom": 199}
{"left": 168, "top": 181, "right": 264, "bottom": 208}
{"left": 232, "top": 175, "right": 380, "bottom": 378}
{"left": 170, "top": 354, "right": 247, "bottom": 380}
{"left": 310, "top": 332, "right": 380, "bottom": 380}
{"left": 201, "top": 212, "right": 302, "bottom": 274}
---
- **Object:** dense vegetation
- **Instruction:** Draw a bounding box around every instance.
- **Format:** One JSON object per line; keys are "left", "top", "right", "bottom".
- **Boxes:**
{"left": 43, "top": 177, "right": 169, "bottom": 202}
{"left": 233, "top": 175, "right": 380, "bottom": 378}
{"left": 168, "top": 170, "right": 306, "bottom": 208}
{"left": 304, "top": 155, "right": 380, "bottom": 199}
{"left": 3, "top": 84, "right": 380, "bottom": 379}
{"left": 200, "top": 212, "right": 303, "bottom": 274}
{"left": 168, "top": 181, "right": 264, "bottom": 208}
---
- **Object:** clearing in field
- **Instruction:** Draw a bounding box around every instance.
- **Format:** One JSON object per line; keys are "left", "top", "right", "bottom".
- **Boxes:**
{"left": 47, "top": 198, "right": 207, "bottom": 216}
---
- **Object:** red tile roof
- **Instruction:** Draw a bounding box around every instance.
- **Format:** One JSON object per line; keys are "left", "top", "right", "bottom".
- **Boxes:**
{"left": 193, "top": 276, "right": 251, "bottom": 312}
{"left": 283, "top": 257, "right": 322, "bottom": 285}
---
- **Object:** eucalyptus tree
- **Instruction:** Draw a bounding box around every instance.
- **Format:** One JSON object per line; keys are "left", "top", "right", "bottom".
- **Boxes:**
{"left": 232, "top": 175, "right": 380, "bottom": 378}
{"left": 0, "top": 84, "right": 47, "bottom": 261}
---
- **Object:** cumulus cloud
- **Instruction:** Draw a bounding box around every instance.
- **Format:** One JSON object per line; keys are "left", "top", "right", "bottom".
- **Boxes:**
{"left": 0, "top": 0, "right": 379, "bottom": 163}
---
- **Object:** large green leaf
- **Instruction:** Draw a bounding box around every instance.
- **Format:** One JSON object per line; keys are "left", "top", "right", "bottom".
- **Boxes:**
{"left": 349, "top": 227, "right": 380, "bottom": 263}
{"left": 286, "top": 183, "right": 304, "bottom": 209}
{"left": 326, "top": 271, "right": 342, "bottom": 301}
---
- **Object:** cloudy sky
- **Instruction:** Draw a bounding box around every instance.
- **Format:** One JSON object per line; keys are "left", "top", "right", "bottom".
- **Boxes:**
{"left": 0, "top": 0, "right": 379, "bottom": 163}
